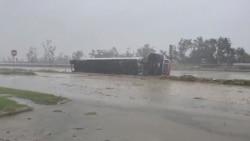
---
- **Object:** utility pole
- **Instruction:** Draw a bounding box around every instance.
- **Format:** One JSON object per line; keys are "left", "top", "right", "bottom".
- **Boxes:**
{"left": 168, "top": 45, "right": 173, "bottom": 76}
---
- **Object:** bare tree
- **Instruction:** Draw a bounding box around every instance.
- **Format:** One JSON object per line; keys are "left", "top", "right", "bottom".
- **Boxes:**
{"left": 125, "top": 48, "right": 134, "bottom": 57}
{"left": 26, "top": 47, "right": 38, "bottom": 63}
{"left": 43, "top": 40, "right": 56, "bottom": 63}
{"left": 56, "top": 52, "right": 71, "bottom": 64}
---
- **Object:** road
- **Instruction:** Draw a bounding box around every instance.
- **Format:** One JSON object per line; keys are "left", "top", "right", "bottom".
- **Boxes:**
{"left": 0, "top": 73, "right": 250, "bottom": 141}
{"left": 1, "top": 66, "right": 250, "bottom": 80}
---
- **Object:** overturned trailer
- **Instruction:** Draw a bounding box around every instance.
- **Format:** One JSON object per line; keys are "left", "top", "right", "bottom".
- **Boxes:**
{"left": 70, "top": 57, "right": 141, "bottom": 75}
{"left": 70, "top": 53, "right": 171, "bottom": 76}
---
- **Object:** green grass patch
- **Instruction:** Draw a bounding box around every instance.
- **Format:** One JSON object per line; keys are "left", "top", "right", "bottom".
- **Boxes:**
{"left": 0, "top": 68, "right": 36, "bottom": 75}
{"left": 0, "top": 97, "right": 28, "bottom": 112}
{"left": 0, "top": 87, "right": 67, "bottom": 105}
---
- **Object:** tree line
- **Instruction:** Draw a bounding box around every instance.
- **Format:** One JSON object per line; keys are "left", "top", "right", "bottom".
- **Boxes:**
{"left": 172, "top": 37, "right": 250, "bottom": 64}
{"left": 1, "top": 37, "right": 249, "bottom": 64}
{"left": 24, "top": 40, "right": 160, "bottom": 64}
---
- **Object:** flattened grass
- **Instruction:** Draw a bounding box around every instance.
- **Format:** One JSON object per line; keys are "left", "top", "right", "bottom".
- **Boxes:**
{"left": 0, "top": 87, "right": 67, "bottom": 105}
{"left": 0, "top": 97, "right": 28, "bottom": 112}
{"left": 0, "top": 68, "right": 35, "bottom": 75}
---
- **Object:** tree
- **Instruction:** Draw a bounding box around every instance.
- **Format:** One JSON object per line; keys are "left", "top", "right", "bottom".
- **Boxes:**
{"left": 189, "top": 38, "right": 217, "bottom": 64}
{"left": 110, "top": 47, "right": 119, "bottom": 57}
{"left": 89, "top": 47, "right": 120, "bottom": 58}
{"left": 125, "top": 48, "right": 134, "bottom": 57}
{"left": 216, "top": 37, "right": 232, "bottom": 64}
{"left": 235, "top": 47, "right": 250, "bottom": 63}
{"left": 56, "top": 52, "right": 71, "bottom": 64}
{"left": 72, "top": 51, "right": 84, "bottom": 60}
{"left": 172, "top": 36, "right": 250, "bottom": 64}
{"left": 43, "top": 40, "right": 56, "bottom": 63}
{"left": 159, "top": 50, "right": 168, "bottom": 58}
{"left": 177, "top": 39, "right": 192, "bottom": 63}
{"left": 171, "top": 45, "right": 178, "bottom": 60}
{"left": 136, "top": 44, "right": 156, "bottom": 58}
{"left": 26, "top": 47, "right": 38, "bottom": 63}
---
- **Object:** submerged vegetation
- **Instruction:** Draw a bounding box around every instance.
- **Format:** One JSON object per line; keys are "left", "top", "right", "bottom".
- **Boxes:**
{"left": 0, "top": 87, "right": 67, "bottom": 105}
{"left": 161, "top": 75, "right": 250, "bottom": 86}
{"left": 0, "top": 97, "right": 29, "bottom": 113}
{"left": 0, "top": 68, "right": 36, "bottom": 75}
{"left": 0, "top": 86, "right": 68, "bottom": 117}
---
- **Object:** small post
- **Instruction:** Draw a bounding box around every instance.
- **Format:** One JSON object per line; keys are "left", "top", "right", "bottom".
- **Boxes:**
{"left": 12, "top": 56, "right": 14, "bottom": 72}
{"left": 11, "top": 50, "right": 17, "bottom": 73}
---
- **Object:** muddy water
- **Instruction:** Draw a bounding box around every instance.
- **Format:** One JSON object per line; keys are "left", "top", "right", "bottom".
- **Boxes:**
{"left": 0, "top": 73, "right": 250, "bottom": 113}
{"left": 0, "top": 73, "right": 250, "bottom": 141}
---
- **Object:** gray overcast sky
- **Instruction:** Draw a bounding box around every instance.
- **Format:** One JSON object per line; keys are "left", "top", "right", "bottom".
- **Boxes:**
{"left": 0, "top": 0, "right": 250, "bottom": 60}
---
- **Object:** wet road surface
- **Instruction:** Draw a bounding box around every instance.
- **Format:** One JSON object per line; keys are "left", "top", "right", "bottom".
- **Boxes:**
{"left": 1, "top": 66, "right": 250, "bottom": 80}
{"left": 0, "top": 73, "right": 250, "bottom": 141}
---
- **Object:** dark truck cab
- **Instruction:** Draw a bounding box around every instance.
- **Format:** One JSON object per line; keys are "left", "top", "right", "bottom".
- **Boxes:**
{"left": 70, "top": 53, "right": 171, "bottom": 76}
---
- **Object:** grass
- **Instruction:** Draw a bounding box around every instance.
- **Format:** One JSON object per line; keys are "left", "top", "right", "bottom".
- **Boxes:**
{"left": 0, "top": 87, "right": 67, "bottom": 105}
{"left": 160, "top": 75, "right": 250, "bottom": 86}
{"left": 0, "top": 97, "right": 28, "bottom": 112}
{"left": 36, "top": 69, "right": 61, "bottom": 73}
{"left": 0, "top": 68, "right": 36, "bottom": 75}
{"left": 36, "top": 69, "right": 70, "bottom": 74}
{"left": 172, "top": 64, "right": 250, "bottom": 72}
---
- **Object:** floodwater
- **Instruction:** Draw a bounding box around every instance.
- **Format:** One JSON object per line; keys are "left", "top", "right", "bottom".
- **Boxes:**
{"left": 0, "top": 73, "right": 250, "bottom": 141}
{"left": 1, "top": 66, "right": 250, "bottom": 80}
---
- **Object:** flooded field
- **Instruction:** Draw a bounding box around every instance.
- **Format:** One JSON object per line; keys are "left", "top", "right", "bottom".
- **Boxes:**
{"left": 0, "top": 72, "right": 250, "bottom": 106}
{"left": 0, "top": 72, "right": 250, "bottom": 141}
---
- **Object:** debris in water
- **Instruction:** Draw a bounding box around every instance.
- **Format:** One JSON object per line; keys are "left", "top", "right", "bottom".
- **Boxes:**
{"left": 105, "top": 87, "right": 114, "bottom": 90}
{"left": 72, "top": 128, "right": 84, "bottom": 130}
{"left": 180, "top": 75, "right": 196, "bottom": 81}
{"left": 84, "top": 112, "right": 97, "bottom": 116}
{"left": 193, "top": 97, "right": 206, "bottom": 100}
{"left": 238, "top": 90, "right": 243, "bottom": 93}
{"left": 53, "top": 110, "right": 62, "bottom": 113}
{"left": 96, "top": 128, "right": 103, "bottom": 130}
